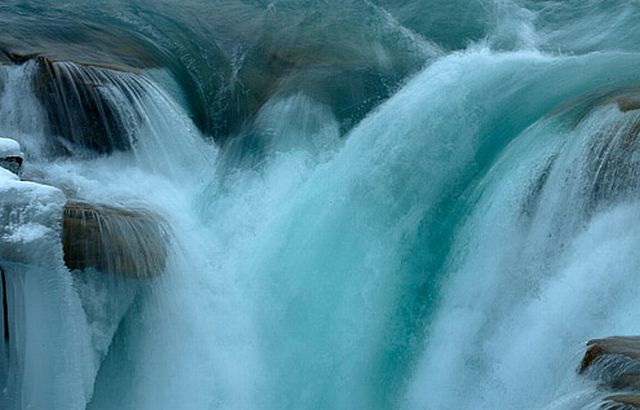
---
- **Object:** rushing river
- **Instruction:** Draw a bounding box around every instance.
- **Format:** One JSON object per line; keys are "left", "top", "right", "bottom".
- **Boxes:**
{"left": 1, "top": 1, "right": 640, "bottom": 409}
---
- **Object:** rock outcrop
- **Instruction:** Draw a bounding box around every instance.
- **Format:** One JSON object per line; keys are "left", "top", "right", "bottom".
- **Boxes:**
{"left": 580, "top": 337, "right": 640, "bottom": 374}
{"left": 33, "top": 56, "right": 144, "bottom": 155}
{"left": 1, "top": 138, "right": 167, "bottom": 277}
{"left": 603, "top": 394, "right": 640, "bottom": 410}
{"left": 615, "top": 93, "right": 640, "bottom": 113}
{"left": 62, "top": 201, "right": 168, "bottom": 277}
{"left": 2, "top": 53, "right": 148, "bottom": 156}
{"left": 579, "top": 336, "right": 640, "bottom": 409}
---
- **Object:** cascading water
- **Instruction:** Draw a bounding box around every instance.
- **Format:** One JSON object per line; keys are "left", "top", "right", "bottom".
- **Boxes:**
{"left": 1, "top": 1, "right": 640, "bottom": 409}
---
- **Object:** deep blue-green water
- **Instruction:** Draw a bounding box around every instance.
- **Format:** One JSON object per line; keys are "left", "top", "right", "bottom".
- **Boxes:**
{"left": 1, "top": 1, "right": 640, "bottom": 409}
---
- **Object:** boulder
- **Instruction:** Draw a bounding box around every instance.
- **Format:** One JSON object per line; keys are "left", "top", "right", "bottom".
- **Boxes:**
{"left": 0, "top": 136, "right": 165, "bottom": 277}
{"left": 602, "top": 395, "right": 640, "bottom": 410}
{"left": 616, "top": 93, "right": 640, "bottom": 113}
{"left": 578, "top": 337, "right": 640, "bottom": 410}
{"left": 580, "top": 337, "right": 640, "bottom": 374}
{"left": 62, "top": 201, "right": 168, "bottom": 277}
{"left": 609, "top": 374, "right": 640, "bottom": 391}
{"left": 33, "top": 56, "right": 144, "bottom": 155}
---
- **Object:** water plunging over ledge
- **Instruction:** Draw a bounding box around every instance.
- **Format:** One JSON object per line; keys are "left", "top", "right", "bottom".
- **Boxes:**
{"left": 2, "top": 2, "right": 640, "bottom": 409}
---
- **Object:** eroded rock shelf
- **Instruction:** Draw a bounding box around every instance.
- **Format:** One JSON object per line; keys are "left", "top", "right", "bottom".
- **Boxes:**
{"left": 580, "top": 336, "right": 640, "bottom": 409}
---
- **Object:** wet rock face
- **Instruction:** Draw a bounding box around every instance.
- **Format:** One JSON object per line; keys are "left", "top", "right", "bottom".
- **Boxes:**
{"left": 0, "top": 92, "right": 166, "bottom": 279}
{"left": 602, "top": 395, "right": 640, "bottom": 410}
{"left": 2, "top": 53, "right": 148, "bottom": 157}
{"left": 579, "top": 336, "right": 640, "bottom": 409}
{"left": 0, "top": 50, "right": 11, "bottom": 64}
{"left": 62, "top": 202, "right": 168, "bottom": 277}
{"left": 585, "top": 110, "right": 640, "bottom": 210}
{"left": 615, "top": 93, "right": 640, "bottom": 113}
{"left": 0, "top": 156, "right": 22, "bottom": 176}
{"left": 33, "top": 57, "right": 145, "bottom": 155}
{"left": 518, "top": 91, "right": 640, "bottom": 225}
{"left": 580, "top": 337, "right": 640, "bottom": 374}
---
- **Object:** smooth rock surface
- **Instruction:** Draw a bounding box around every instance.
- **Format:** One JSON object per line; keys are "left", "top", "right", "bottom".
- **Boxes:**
{"left": 603, "top": 394, "right": 640, "bottom": 410}
{"left": 579, "top": 337, "right": 640, "bottom": 409}
{"left": 62, "top": 201, "right": 168, "bottom": 277}
{"left": 33, "top": 56, "right": 144, "bottom": 155}
{"left": 616, "top": 93, "right": 640, "bottom": 112}
{"left": 580, "top": 337, "right": 640, "bottom": 374}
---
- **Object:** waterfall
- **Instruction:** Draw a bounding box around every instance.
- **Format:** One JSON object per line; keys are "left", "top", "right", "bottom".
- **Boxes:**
{"left": 406, "top": 88, "right": 640, "bottom": 410}
{"left": 1, "top": 1, "right": 640, "bottom": 409}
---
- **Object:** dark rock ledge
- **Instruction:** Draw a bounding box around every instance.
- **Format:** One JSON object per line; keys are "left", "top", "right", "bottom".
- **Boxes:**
{"left": 1, "top": 137, "right": 167, "bottom": 277}
{"left": 579, "top": 336, "right": 640, "bottom": 409}
{"left": 63, "top": 201, "right": 168, "bottom": 278}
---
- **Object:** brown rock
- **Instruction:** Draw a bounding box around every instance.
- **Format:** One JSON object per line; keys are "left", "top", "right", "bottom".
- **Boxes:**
{"left": 33, "top": 56, "right": 145, "bottom": 155}
{"left": 610, "top": 374, "right": 640, "bottom": 391}
{"left": 602, "top": 394, "right": 640, "bottom": 409}
{"left": 62, "top": 201, "right": 168, "bottom": 277}
{"left": 580, "top": 337, "right": 640, "bottom": 373}
{"left": 616, "top": 94, "right": 640, "bottom": 113}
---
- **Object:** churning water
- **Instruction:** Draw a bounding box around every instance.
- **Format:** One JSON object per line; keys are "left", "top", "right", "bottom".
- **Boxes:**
{"left": 1, "top": 1, "right": 640, "bottom": 409}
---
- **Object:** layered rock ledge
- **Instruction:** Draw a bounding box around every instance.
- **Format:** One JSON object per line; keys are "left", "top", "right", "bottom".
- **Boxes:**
{"left": 62, "top": 201, "right": 168, "bottom": 277}
{"left": 579, "top": 336, "right": 640, "bottom": 409}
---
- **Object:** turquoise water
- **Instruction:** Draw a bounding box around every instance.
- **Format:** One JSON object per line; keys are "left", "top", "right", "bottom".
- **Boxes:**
{"left": 1, "top": 1, "right": 640, "bottom": 409}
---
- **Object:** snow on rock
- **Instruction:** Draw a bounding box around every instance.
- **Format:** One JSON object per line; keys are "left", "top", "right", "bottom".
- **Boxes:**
{"left": 0, "top": 166, "right": 19, "bottom": 182}
{"left": 0, "top": 167, "right": 66, "bottom": 265}
{"left": 0, "top": 137, "right": 24, "bottom": 175}
{"left": 0, "top": 137, "right": 22, "bottom": 158}
{"left": 4, "top": 222, "right": 51, "bottom": 244}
